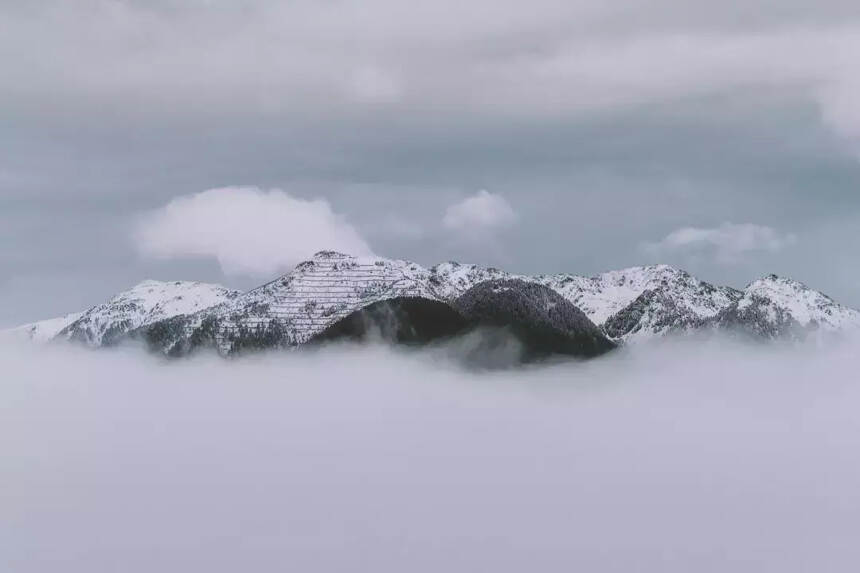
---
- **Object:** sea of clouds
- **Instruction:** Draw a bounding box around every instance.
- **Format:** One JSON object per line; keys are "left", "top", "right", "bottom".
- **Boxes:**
{"left": 2, "top": 336, "right": 859, "bottom": 572}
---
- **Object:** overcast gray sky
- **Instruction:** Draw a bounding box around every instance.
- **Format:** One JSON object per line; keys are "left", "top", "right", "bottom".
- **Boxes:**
{"left": 3, "top": 0, "right": 860, "bottom": 326}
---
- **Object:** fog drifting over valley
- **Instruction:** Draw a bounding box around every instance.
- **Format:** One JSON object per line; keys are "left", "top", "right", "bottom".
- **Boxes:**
{"left": 3, "top": 337, "right": 859, "bottom": 572}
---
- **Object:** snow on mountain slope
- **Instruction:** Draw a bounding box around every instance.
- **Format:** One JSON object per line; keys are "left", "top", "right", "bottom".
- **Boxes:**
{"left": 429, "top": 263, "right": 741, "bottom": 341}
{"left": 57, "top": 280, "right": 241, "bottom": 347}
{"left": 151, "top": 257, "right": 746, "bottom": 352}
{"left": 89, "top": 257, "right": 752, "bottom": 352}
{"left": 538, "top": 265, "right": 739, "bottom": 327}
{"left": 428, "top": 262, "right": 513, "bottom": 301}
{"left": 144, "top": 251, "right": 448, "bottom": 355}
{"left": 716, "top": 275, "right": 860, "bottom": 339}
{"left": 3, "top": 312, "right": 84, "bottom": 343}
{"left": 11, "top": 252, "right": 860, "bottom": 353}
{"left": 233, "top": 251, "right": 439, "bottom": 342}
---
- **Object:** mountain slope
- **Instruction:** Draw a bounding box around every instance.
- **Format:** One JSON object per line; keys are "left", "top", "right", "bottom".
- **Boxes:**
{"left": 57, "top": 280, "right": 241, "bottom": 347}
{"left": 539, "top": 265, "right": 740, "bottom": 327}
{"left": 4, "top": 312, "right": 84, "bottom": 343}
{"left": 143, "top": 252, "right": 445, "bottom": 355}
{"left": 8, "top": 253, "right": 860, "bottom": 354}
{"left": 428, "top": 262, "right": 513, "bottom": 301}
{"left": 454, "top": 279, "right": 616, "bottom": 359}
{"left": 715, "top": 275, "right": 860, "bottom": 340}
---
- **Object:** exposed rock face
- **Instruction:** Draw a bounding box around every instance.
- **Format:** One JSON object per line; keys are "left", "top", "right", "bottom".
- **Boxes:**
{"left": 453, "top": 279, "right": 616, "bottom": 360}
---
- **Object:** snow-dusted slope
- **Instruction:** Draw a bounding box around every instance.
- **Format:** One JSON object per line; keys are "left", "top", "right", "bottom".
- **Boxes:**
{"left": 57, "top": 280, "right": 241, "bottom": 347}
{"left": 144, "top": 256, "right": 749, "bottom": 353}
{"left": 3, "top": 312, "right": 84, "bottom": 343}
{"left": 428, "top": 262, "right": 513, "bottom": 301}
{"left": 429, "top": 263, "right": 741, "bottom": 342}
{"left": 9, "top": 252, "right": 860, "bottom": 353}
{"left": 538, "top": 265, "right": 739, "bottom": 326}
{"left": 145, "top": 252, "right": 446, "bottom": 354}
{"left": 716, "top": 275, "right": 860, "bottom": 340}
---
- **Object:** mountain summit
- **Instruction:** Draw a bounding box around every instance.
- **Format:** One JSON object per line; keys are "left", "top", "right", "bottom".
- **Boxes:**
{"left": 5, "top": 251, "right": 858, "bottom": 359}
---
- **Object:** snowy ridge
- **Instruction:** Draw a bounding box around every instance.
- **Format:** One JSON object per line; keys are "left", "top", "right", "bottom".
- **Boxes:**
{"left": 537, "top": 265, "right": 741, "bottom": 327}
{"left": 7, "top": 252, "right": 860, "bottom": 352}
{"left": 428, "top": 262, "right": 513, "bottom": 301}
{"left": 428, "top": 262, "right": 742, "bottom": 341}
{"left": 715, "top": 274, "right": 860, "bottom": 339}
{"left": 166, "top": 256, "right": 749, "bottom": 349}
{"left": 57, "top": 280, "right": 241, "bottom": 347}
{"left": 3, "top": 312, "right": 84, "bottom": 343}
{"left": 741, "top": 275, "right": 860, "bottom": 330}
{"left": 193, "top": 251, "right": 441, "bottom": 348}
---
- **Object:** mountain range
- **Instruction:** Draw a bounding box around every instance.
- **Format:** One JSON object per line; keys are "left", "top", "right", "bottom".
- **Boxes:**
{"left": 5, "top": 251, "right": 859, "bottom": 361}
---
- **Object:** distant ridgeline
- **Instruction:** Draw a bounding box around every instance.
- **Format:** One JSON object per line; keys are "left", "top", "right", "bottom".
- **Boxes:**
{"left": 6, "top": 251, "right": 859, "bottom": 362}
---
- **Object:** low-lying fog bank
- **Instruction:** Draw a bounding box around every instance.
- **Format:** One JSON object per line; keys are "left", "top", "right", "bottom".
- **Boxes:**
{"left": 2, "top": 338, "right": 859, "bottom": 572}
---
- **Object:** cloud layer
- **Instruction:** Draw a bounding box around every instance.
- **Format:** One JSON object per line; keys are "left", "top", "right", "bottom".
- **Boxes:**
{"left": 2, "top": 337, "right": 860, "bottom": 572}
{"left": 643, "top": 222, "right": 796, "bottom": 263}
{"left": 4, "top": 2, "right": 860, "bottom": 136}
{"left": 136, "top": 187, "right": 372, "bottom": 276}
{"left": 443, "top": 190, "right": 518, "bottom": 234}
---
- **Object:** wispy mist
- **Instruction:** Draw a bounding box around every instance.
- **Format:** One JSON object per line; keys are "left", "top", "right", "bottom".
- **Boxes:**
{"left": 2, "top": 338, "right": 859, "bottom": 572}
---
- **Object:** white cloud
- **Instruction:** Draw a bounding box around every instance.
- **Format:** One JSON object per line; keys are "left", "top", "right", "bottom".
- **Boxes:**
{"left": 135, "top": 187, "right": 372, "bottom": 276}
{"left": 443, "top": 190, "right": 518, "bottom": 234}
{"left": 643, "top": 222, "right": 796, "bottom": 263}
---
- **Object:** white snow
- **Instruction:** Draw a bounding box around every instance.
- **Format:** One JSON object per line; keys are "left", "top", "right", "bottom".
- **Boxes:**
{"left": 539, "top": 265, "right": 740, "bottom": 329}
{"left": 741, "top": 275, "right": 860, "bottom": 331}
{"left": 8, "top": 253, "right": 860, "bottom": 349}
{"left": 58, "top": 280, "right": 241, "bottom": 346}
{"left": 3, "top": 312, "right": 84, "bottom": 343}
{"left": 207, "top": 251, "right": 441, "bottom": 345}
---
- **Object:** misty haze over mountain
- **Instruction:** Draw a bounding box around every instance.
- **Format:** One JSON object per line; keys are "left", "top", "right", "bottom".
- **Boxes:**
{"left": 4, "top": 1, "right": 860, "bottom": 571}
{"left": 3, "top": 337, "right": 860, "bottom": 572}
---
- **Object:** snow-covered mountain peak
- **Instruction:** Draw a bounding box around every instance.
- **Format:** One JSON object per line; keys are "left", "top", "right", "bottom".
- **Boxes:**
{"left": 57, "top": 280, "right": 241, "bottom": 347}
{"left": 538, "top": 264, "right": 738, "bottom": 327}
{"left": 8, "top": 253, "right": 860, "bottom": 352}
{"left": 202, "top": 252, "right": 440, "bottom": 348}
{"left": 428, "top": 261, "right": 512, "bottom": 301}
{"left": 735, "top": 274, "right": 860, "bottom": 331}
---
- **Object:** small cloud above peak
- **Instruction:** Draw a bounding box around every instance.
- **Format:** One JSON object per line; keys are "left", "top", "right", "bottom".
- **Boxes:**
{"left": 135, "top": 187, "right": 373, "bottom": 277}
{"left": 641, "top": 222, "right": 796, "bottom": 264}
{"left": 442, "top": 190, "right": 518, "bottom": 234}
